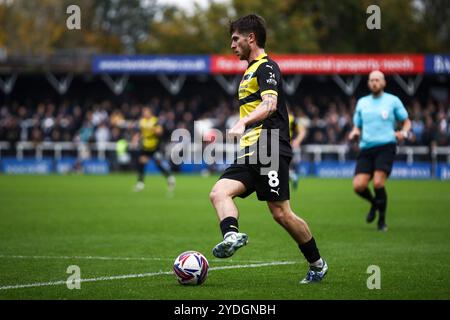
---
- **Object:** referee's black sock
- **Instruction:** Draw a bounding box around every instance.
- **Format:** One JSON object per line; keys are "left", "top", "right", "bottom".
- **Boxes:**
{"left": 299, "top": 237, "right": 322, "bottom": 266}
{"left": 356, "top": 188, "right": 375, "bottom": 205}
{"left": 374, "top": 187, "right": 387, "bottom": 224}
{"left": 137, "top": 162, "right": 145, "bottom": 182}
{"left": 220, "top": 216, "right": 239, "bottom": 238}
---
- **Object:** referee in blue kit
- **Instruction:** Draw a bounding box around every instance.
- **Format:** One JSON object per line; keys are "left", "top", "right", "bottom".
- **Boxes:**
{"left": 348, "top": 70, "right": 411, "bottom": 231}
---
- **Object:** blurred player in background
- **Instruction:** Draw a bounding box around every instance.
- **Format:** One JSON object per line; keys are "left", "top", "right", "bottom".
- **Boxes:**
{"left": 348, "top": 70, "right": 411, "bottom": 231}
{"left": 134, "top": 106, "right": 175, "bottom": 192}
{"left": 209, "top": 14, "right": 328, "bottom": 284}
{"left": 288, "top": 108, "right": 307, "bottom": 190}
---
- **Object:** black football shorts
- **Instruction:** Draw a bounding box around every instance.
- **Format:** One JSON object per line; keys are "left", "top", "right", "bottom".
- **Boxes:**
{"left": 220, "top": 152, "right": 291, "bottom": 202}
{"left": 354, "top": 143, "right": 397, "bottom": 177}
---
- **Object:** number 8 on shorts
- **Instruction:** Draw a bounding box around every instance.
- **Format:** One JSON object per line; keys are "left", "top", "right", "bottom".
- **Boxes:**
{"left": 268, "top": 170, "right": 279, "bottom": 188}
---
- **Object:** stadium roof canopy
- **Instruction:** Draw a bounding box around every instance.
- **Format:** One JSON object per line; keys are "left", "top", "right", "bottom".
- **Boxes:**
{"left": 0, "top": 54, "right": 448, "bottom": 96}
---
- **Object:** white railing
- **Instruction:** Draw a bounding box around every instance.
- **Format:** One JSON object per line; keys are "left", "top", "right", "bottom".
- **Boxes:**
{"left": 13, "top": 141, "right": 117, "bottom": 161}
{"left": 0, "top": 142, "right": 10, "bottom": 158}
{"left": 301, "top": 144, "right": 349, "bottom": 163}
{"left": 397, "top": 146, "right": 431, "bottom": 164}
{"left": 0, "top": 141, "right": 449, "bottom": 164}
{"left": 432, "top": 146, "right": 450, "bottom": 163}
{"left": 0, "top": 141, "right": 10, "bottom": 158}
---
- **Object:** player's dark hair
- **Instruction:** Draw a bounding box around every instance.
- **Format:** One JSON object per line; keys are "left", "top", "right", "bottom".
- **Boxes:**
{"left": 229, "top": 14, "right": 267, "bottom": 48}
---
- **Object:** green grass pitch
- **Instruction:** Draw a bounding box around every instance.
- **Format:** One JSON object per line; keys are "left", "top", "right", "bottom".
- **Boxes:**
{"left": 0, "top": 174, "right": 449, "bottom": 300}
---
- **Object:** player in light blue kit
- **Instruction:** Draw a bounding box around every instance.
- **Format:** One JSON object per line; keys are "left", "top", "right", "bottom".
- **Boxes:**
{"left": 348, "top": 70, "right": 411, "bottom": 231}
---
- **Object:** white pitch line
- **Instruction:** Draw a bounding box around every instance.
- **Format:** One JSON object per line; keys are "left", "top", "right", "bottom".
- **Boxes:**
{"left": 0, "top": 254, "right": 170, "bottom": 261}
{"left": 0, "top": 261, "right": 299, "bottom": 291}
{"left": 0, "top": 254, "right": 267, "bottom": 264}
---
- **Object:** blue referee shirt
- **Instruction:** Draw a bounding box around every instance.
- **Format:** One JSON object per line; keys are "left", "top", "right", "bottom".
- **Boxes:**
{"left": 353, "top": 92, "right": 408, "bottom": 150}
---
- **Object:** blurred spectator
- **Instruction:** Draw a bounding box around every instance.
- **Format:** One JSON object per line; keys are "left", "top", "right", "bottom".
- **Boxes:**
{"left": 95, "top": 121, "right": 111, "bottom": 143}
{"left": 0, "top": 95, "right": 448, "bottom": 148}
{"left": 422, "top": 115, "right": 437, "bottom": 147}
{"left": 76, "top": 120, "right": 94, "bottom": 143}
{"left": 30, "top": 126, "right": 43, "bottom": 145}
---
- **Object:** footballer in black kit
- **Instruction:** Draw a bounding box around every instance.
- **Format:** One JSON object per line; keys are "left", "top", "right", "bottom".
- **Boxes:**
{"left": 220, "top": 52, "right": 292, "bottom": 201}
{"left": 209, "top": 14, "right": 328, "bottom": 284}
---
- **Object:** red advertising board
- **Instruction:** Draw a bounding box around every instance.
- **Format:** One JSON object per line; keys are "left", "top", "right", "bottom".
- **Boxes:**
{"left": 211, "top": 54, "right": 424, "bottom": 74}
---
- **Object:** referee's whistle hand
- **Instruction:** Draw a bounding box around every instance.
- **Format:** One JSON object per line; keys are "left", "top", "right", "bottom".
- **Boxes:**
{"left": 395, "top": 131, "right": 407, "bottom": 142}
{"left": 348, "top": 130, "right": 360, "bottom": 141}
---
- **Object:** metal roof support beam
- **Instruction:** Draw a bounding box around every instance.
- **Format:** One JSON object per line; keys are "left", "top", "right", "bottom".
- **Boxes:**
{"left": 332, "top": 75, "right": 361, "bottom": 96}
{"left": 157, "top": 74, "right": 186, "bottom": 95}
{"left": 101, "top": 73, "right": 129, "bottom": 95}
{"left": 393, "top": 74, "right": 423, "bottom": 96}
{"left": 283, "top": 75, "right": 302, "bottom": 95}
{"left": 45, "top": 72, "right": 73, "bottom": 95}
{"left": 0, "top": 73, "right": 18, "bottom": 95}
{"left": 214, "top": 75, "right": 241, "bottom": 95}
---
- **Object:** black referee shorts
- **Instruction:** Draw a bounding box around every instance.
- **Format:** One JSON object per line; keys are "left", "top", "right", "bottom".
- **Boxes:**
{"left": 354, "top": 143, "right": 397, "bottom": 177}
{"left": 219, "top": 153, "right": 291, "bottom": 202}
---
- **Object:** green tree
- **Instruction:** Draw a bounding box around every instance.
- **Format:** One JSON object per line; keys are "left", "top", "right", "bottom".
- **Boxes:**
{"left": 1, "top": 0, "right": 448, "bottom": 56}
{"left": 139, "top": 2, "right": 234, "bottom": 54}
{"left": 232, "top": 0, "right": 320, "bottom": 53}
{"left": 91, "top": 0, "right": 157, "bottom": 54}
{"left": 0, "top": 0, "right": 159, "bottom": 56}
{"left": 419, "top": 0, "right": 450, "bottom": 52}
{"left": 139, "top": 0, "right": 320, "bottom": 54}
{"left": 0, "top": 0, "right": 65, "bottom": 55}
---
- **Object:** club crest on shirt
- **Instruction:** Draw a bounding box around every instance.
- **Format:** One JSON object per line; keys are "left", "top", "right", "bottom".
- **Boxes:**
{"left": 381, "top": 110, "right": 389, "bottom": 120}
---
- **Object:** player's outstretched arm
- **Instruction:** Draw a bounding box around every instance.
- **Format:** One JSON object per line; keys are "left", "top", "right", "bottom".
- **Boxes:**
{"left": 228, "top": 93, "right": 278, "bottom": 138}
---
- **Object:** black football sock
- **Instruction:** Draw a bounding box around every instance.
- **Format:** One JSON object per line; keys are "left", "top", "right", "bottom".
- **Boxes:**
{"left": 220, "top": 217, "right": 239, "bottom": 238}
{"left": 356, "top": 188, "right": 375, "bottom": 205}
{"left": 299, "top": 237, "right": 321, "bottom": 266}
{"left": 374, "top": 187, "right": 387, "bottom": 225}
{"left": 137, "top": 162, "right": 145, "bottom": 182}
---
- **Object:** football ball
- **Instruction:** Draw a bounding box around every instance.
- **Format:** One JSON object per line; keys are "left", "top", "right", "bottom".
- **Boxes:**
{"left": 173, "top": 251, "right": 209, "bottom": 285}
